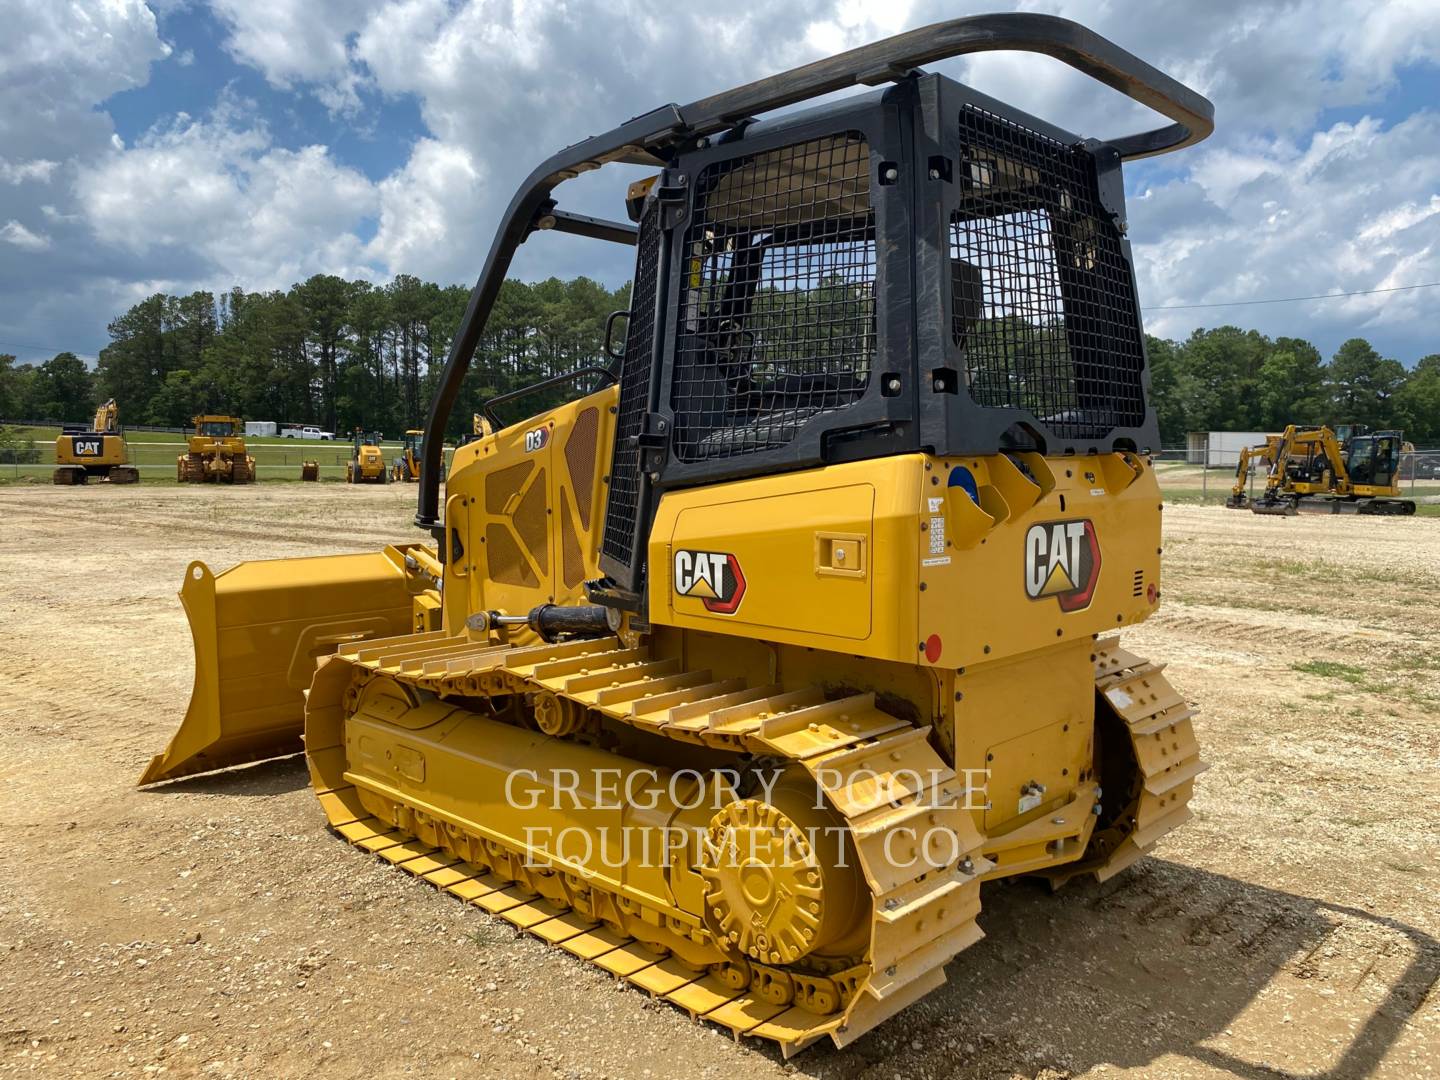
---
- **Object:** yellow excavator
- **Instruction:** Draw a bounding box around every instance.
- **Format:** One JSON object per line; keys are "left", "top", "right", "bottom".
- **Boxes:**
{"left": 53, "top": 399, "right": 139, "bottom": 485}
{"left": 139, "top": 16, "right": 1211, "bottom": 1054}
{"left": 392, "top": 429, "right": 424, "bottom": 482}
{"left": 346, "top": 429, "right": 389, "bottom": 484}
{"left": 1227, "top": 424, "right": 1415, "bottom": 515}
{"left": 177, "top": 415, "right": 255, "bottom": 484}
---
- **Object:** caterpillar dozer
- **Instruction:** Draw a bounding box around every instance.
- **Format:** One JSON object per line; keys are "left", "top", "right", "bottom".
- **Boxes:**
{"left": 347, "top": 429, "right": 389, "bottom": 484}
{"left": 53, "top": 398, "right": 139, "bottom": 485}
{"left": 393, "top": 429, "right": 424, "bottom": 482}
{"left": 177, "top": 415, "right": 255, "bottom": 483}
{"left": 1227, "top": 424, "right": 1415, "bottom": 515}
{"left": 140, "top": 15, "right": 1211, "bottom": 1054}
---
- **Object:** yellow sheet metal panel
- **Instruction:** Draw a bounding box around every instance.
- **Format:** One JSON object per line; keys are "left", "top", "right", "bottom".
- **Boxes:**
{"left": 649, "top": 456, "right": 921, "bottom": 661}
{"left": 443, "top": 385, "right": 616, "bottom": 630}
{"left": 916, "top": 453, "right": 1161, "bottom": 670}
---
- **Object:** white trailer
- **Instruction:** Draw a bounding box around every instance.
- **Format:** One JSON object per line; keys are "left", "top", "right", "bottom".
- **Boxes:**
{"left": 1187, "top": 431, "right": 1272, "bottom": 468}
{"left": 245, "top": 421, "right": 279, "bottom": 437}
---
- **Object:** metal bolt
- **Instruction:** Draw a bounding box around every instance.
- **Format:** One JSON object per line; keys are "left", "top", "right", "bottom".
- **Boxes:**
{"left": 886, "top": 376, "right": 902, "bottom": 393}
{"left": 884, "top": 898, "right": 899, "bottom": 911}
{"left": 928, "top": 167, "right": 940, "bottom": 180}
{"left": 1051, "top": 817, "right": 1065, "bottom": 825}
{"left": 932, "top": 377, "right": 945, "bottom": 391}
{"left": 1093, "top": 803, "right": 1103, "bottom": 816}
{"left": 676, "top": 174, "right": 688, "bottom": 186}
{"left": 883, "top": 166, "right": 899, "bottom": 182}
{"left": 885, "top": 965, "right": 897, "bottom": 977}
{"left": 959, "top": 857, "right": 974, "bottom": 874}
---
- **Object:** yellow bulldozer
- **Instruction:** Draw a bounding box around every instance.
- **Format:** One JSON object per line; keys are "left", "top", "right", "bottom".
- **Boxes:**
{"left": 140, "top": 16, "right": 1211, "bottom": 1054}
{"left": 346, "top": 429, "right": 389, "bottom": 484}
{"left": 392, "top": 429, "right": 424, "bottom": 482}
{"left": 177, "top": 415, "right": 255, "bottom": 484}
{"left": 53, "top": 399, "right": 139, "bottom": 485}
{"left": 1227, "top": 424, "right": 1415, "bottom": 515}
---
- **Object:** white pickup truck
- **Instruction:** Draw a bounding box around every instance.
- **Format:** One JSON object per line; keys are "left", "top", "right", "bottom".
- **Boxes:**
{"left": 281, "top": 426, "right": 335, "bottom": 440}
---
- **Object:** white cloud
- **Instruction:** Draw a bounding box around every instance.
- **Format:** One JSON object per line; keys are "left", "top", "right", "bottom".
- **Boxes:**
{"left": 1, "top": 221, "right": 52, "bottom": 251}
{"left": 365, "top": 138, "right": 485, "bottom": 282}
{"left": 1133, "top": 110, "right": 1440, "bottom": 343}
{"left": 0, "top": 159, "right": 59, "bottom": 185}
{"left": 76, "top": 98, "right": 380, "bottom": 287}
{"left": 208, "top": 0, "right": 385, "bottom": 112}
{"left": 3, "top": 0, "right": 1440, "bottom": 367}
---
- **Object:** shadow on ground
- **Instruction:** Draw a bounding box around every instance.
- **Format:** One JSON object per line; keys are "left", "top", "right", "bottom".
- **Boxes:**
{"left": 137, "top": 753, "right": 310, "bottom": 796}
{"left": 791, "top": 858, "right": 1437, "bottom": 1079}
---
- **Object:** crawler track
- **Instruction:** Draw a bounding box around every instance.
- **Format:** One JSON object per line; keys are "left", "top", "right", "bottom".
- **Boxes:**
{"left": 302, "top": 632, "right": 1200, "bottom": 1053}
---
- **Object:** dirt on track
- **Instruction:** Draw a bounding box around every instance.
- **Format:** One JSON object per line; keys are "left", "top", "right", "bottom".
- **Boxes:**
{"left": 0, "top": 484, "right": 1436, "bottom": 1080}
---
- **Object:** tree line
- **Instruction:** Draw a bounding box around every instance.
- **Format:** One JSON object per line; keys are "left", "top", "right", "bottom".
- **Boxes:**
{"left": 0, "top": 273, "right": 630, "bottom": 439}
{"left": 0, "top": 277, "right": 1436, "bottom": 446}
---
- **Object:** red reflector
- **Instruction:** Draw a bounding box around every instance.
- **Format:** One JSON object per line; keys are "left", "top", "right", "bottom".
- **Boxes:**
{"left": 1147, "top": 583, "right": 1158, "bottom": 604}
{"left": 924, "top": 634, "right": 943, "bottom": 663}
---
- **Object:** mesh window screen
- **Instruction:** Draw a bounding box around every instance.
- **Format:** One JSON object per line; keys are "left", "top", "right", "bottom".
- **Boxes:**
{"left": 672, "top": 132, "right": 876, "bottom": 462}
{"left": 950, "top": 105, "right": 1145, "bottom": 440}
{"left": 600, "top": 200, "right": 660, "bottom": 566}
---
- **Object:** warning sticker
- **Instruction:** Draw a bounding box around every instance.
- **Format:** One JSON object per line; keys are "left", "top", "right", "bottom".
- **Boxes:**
{"left": 1105, "top": 687, "right": 1134, "bottom": 710}
{"left": 928, "top": 497, "right": 944, "bottom": 513}
{"left": 922, "top": 556, "right": 951, "bottom": 567}
{"left": 929, "top": 516, "right": 945, "bottom": 554}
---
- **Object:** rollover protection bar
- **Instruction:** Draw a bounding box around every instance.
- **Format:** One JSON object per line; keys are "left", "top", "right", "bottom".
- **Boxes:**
{"left": 415, "top": 12, "right": 1215, "bottom": 535}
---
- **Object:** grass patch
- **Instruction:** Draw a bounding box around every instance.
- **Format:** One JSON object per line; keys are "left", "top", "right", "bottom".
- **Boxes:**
{"left": 1293, "top": 660, "right": 1368, "bottom": 683}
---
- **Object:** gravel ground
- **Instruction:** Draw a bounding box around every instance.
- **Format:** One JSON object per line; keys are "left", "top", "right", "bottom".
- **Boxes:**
{"left": 0, "top": 483, "right": 1436, "bottom": 1079}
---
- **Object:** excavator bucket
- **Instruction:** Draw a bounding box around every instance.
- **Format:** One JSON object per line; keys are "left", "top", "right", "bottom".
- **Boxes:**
{"left": 140, "top": 547, "right": 431, "bottom": 785}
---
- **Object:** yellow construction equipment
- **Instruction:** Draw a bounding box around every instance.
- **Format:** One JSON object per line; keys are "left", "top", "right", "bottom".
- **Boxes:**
{"left": 177, "top": 415, "right": 255, "bottom": 484}
{"left": 53, "top": 399, "right": 139, "bottom": 485}
{"left": 301, "top": 460, "right": 320, "bottom": 481}
{"left": 347, "top": 429, "right": 389, "bottom": 484}
{"left": 1228, "top": 424, "right": 1415, "bottom": 515}
{"left": 141, "top": 16, "right": 1212, "bottom": 1054}
{"left": 392, "top": 429, "right": 423, "bottom": 482}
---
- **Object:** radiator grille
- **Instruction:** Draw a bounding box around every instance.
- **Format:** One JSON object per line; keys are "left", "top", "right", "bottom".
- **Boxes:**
{"left": 950, "top": 105, "right": 1145, "bottom": 439}
{"left": 671, "top": 132, "right": 875, "bottom": 462}
{"left": 600, "top": 200, "right": 660, "bottom": 568}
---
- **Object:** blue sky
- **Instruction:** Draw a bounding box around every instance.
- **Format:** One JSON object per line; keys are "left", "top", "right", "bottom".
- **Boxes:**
{"left": 1, "top": 0, "right": 1438, "bottom": 368}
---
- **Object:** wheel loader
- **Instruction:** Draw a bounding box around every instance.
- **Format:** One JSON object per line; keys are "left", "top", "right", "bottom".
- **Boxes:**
{"left": 53, "top": 399, "right": 139, "bottom": 485}
{"left": 392, "top": 429, "right": 424, "bottom": 482}
{"left": 347, "top": 429, "right": 389, "bottom": 484}
{"left": 141, "top": 15, "right": 1211, "bottom": 1054}
{"left": 1227, "top": 424, "right": 1415, "bottom": 515}
{"left": 177, "top": 415, "right": 256, "bottom": 484}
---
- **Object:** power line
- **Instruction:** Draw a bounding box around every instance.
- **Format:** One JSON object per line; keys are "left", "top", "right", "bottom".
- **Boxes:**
{"left": 1145, "top": 280, "right": 1440, "bottom": 311}
{"left": 0, "top": 338, "right": 81, "bottom": 355}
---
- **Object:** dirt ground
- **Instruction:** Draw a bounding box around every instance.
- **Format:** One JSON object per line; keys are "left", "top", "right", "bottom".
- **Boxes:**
{"left": 0, "top": 484, "right": 1436, "bottom": 1079}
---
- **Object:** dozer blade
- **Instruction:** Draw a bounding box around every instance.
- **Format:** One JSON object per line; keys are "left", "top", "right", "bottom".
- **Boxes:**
{"left": 140, "top": 547, "right": 429, "bottom": 786}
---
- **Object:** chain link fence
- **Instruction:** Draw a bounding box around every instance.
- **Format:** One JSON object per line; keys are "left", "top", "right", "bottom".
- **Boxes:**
{"left": 1153, "top": 445, "right": 1440, "bottom": 506}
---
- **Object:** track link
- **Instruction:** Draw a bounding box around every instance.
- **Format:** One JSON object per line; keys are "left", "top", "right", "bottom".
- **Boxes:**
{"left": 1044, "top": 639, "right": 1208, "bottom": 888}
{"left": 305, "top": 630, "right": 991, "bottom": 1054}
